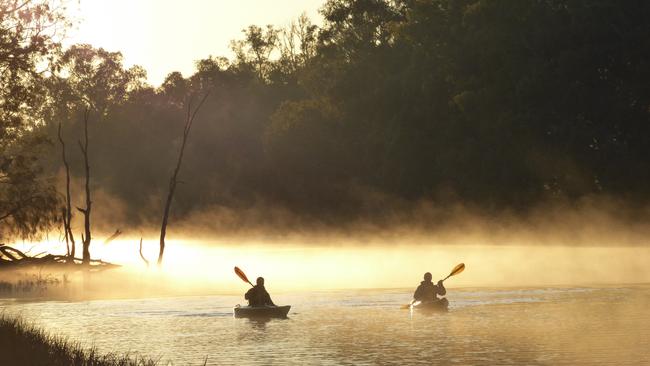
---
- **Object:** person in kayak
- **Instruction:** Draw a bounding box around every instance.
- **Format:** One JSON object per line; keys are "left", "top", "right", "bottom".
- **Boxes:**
{"left": 245, "top": 277, "right": 276, "bottom": 307}
{"left": 413, "top": 272, "right": 446, "bottom": 302}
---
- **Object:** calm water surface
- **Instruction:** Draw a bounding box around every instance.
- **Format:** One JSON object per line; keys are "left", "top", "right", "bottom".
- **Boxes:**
{"left": 2, "top": 285, "right": 649, "bottom": 365}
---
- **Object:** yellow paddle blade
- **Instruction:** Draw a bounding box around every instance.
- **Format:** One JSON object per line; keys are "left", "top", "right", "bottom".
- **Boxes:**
{"left": 448, "top": 263, "right": 465, "bottom": 277}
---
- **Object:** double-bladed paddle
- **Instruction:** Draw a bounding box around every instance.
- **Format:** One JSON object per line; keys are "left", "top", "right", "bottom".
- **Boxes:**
{"left": 234, "top": 266, "right": 254, "bottom": 287}
{"left": 401, "top": 263, "right": 465, "bottom": 309}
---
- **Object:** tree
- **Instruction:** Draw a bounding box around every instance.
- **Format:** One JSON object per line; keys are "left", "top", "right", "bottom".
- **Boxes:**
{"left": 158, "top": 90, "right": 210, "bottom": 266}
{"left": 57, "top": 121, "right": 75, "bottom": 260}
{"left": 13, "top": 0, "right": 648, "bottom": 237}
{"left": 231, "top": 25, "right": 279, "bottom": 81}
{"left": 48, "top": 44, "right": 145, "bottom": 264}
{"left": 275, "top": 14, "right": 318, "bottom": 80}
{"left": 0, "top": 0, "right": 67, "bottom": 240}
{"left": 0, "top": 135, "right": 59, "bottom": 240}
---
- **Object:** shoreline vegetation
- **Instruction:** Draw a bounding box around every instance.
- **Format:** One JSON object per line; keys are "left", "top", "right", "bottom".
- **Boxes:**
{"left": 0, "top": 315, "right": 157, "bottom": 366}
{"left": 3, "top": 0, "right": 650, "bottom": 263}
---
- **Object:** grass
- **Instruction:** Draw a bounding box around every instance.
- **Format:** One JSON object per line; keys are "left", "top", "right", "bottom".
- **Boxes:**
{"left": 0, "top": 315, "right": 158, "bottom": 366}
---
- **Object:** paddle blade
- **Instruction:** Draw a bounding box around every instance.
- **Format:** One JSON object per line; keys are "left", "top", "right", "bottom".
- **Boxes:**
{"left": 400, "top": 300, "right": 421, "bottom": 309}
{"left": 448, "top": 263, "right": 465, "bottom": 277}
{"left": 234, "top": 266, "right": 252, "bottom": 286}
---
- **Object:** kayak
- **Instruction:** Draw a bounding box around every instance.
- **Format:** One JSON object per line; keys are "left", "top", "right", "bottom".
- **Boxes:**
{"left": 233, "top": 305, "right": 291, "bottom": 319}
{"left": 412, "top": 298, "right": 449, "bottom": 312}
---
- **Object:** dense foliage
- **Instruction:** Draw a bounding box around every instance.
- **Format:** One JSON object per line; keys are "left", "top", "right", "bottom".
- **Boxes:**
{"left": 0, "top": 0, "right": 65, "bottom": 239}
{"left": 4, "top": 0, "right": 650, "bottom": 237}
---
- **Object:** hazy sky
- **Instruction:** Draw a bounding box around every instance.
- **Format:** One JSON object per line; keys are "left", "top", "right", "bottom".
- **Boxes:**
{"left": 66, "top": 0, "right": 326, "bottom": 86}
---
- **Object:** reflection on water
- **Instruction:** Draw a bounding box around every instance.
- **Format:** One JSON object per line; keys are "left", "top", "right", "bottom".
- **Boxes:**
{"left": 2, "top": 286, "right": 649, "bottom": 365}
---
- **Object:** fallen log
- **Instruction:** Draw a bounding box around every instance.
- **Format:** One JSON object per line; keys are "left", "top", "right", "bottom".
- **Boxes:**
{"left": 0, "top": 244, "right": 119, "bottom": 271}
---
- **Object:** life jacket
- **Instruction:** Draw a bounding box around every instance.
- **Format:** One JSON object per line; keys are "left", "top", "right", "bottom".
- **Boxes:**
{"left": 413, "top": 280, "right": 443, "bottom": 302}
{"left": 245, "top": 285, "right": 273, "bottom": 306}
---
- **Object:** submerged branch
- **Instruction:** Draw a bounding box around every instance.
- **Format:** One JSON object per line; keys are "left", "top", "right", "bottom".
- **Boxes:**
{"left": 103, "top": 229, "right": 123, "bottom": 245}
{"left": 138, "top": 238, "right": 149, "bottom": 267}
{"left": 0, "top": 244, "right": 119, "bottom": 271}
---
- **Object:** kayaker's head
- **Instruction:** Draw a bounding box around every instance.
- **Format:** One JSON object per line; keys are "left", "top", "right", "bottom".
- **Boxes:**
{"left": 423, "top": 272, "right": 432, "bottom": 282}
{"left": 256, "top": 277, "right": 265, "bottom": 286}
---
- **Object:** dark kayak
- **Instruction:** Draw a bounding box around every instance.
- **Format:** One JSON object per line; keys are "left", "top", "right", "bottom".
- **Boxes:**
{"left": 234, "top": 305, "right": 291, "bottom": 319}
{"left": 413, "top": 298, "right": 449, "bottom": 312}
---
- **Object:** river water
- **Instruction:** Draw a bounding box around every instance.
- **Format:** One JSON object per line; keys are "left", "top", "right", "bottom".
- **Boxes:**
{"left": 2, "top": 285, "right": 649, "bottom": 365}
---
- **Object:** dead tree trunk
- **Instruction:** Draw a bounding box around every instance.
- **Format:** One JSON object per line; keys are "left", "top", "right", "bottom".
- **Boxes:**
{"left": 76, "top": 108, "right": 92, "bottom": 265}
{"left": 57, "top": 122, "right": 76, "bottom": 263}
{"left": 61, "top": 208, "right": 69, "bottom": 256}
{"left": 158, "top": 92, "right": 210, "bottom": 266}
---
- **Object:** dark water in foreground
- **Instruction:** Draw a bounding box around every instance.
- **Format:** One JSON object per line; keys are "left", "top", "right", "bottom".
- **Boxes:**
{"left": 2, "top": 285, "right": 649, "bottom": 365}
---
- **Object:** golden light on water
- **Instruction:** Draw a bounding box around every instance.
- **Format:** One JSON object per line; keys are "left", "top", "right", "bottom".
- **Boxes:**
{"left": 11, "top": 237, "right": 650, "bottom": 295}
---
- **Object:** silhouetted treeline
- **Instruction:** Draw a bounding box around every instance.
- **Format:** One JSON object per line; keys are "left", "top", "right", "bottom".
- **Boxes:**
{"left": 4, "top": 0, "right": 650, "bottom": 237}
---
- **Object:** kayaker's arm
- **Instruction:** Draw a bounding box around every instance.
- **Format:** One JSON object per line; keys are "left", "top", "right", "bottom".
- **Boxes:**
{"left": 413, "top": 284, "right": 424, "bottom": 301}
{"left": 265, "top": 291, "right": 276, "bottom": 306}
{"left": 437, "top": 280, "right": 446, "bottom": 296}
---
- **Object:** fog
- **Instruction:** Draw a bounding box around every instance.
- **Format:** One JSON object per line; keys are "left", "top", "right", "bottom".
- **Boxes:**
{"left": 8, "top": 235, "right": 649, "bottom": 300}
{"left": 8, "top": 194, "right": 650, "bottom": 299}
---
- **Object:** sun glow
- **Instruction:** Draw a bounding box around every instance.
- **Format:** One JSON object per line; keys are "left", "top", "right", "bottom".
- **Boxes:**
{"left": 66, "top": 0, "right": 324, "bottom": 85}
{"left": 10, "top": 235, "right": 650, "bottom": 297}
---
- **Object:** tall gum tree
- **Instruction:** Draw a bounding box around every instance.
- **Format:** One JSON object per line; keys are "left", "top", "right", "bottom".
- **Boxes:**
{"left": 48, "top": 44, "right": 145, "bottom": 264}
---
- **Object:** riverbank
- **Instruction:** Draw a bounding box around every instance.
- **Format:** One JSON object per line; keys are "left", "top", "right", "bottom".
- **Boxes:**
{"left": 0, "top": 315, "right": 156, "bottom": 366}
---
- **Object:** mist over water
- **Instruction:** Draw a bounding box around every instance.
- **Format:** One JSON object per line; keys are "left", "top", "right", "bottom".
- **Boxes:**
{"left": 7, "top": 196, "right": 650, "bottom": 364}
{"left": 10, "top": 233, "right": 650, "bottom": 298}
{"left": 137, "top": 240, "right": 649, "bottom": 291}
{"left": 5, "top": 224, "right": 650, "bottom": 365}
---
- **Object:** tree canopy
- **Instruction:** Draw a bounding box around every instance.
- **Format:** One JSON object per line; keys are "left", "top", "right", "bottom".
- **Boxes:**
{"left": 3, "top": 0, "right": 650, "bottom": 238}
{"left": 0, "top": 0, "right": 67, "bottom": 239}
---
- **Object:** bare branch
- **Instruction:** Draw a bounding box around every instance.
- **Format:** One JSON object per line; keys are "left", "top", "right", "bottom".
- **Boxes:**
{"left": 103, "top": 229, "right": 122, "bottom": 245}
{"left": 139, "top": 238, "right": 149, "bottom": 267}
